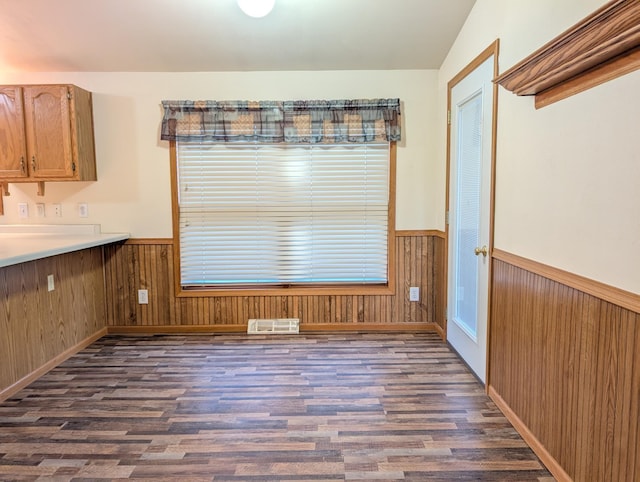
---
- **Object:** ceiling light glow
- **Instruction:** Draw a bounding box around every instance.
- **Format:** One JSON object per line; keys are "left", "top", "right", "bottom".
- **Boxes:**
{"left": 237, "top": 0, "right": 275, "bottom": 18}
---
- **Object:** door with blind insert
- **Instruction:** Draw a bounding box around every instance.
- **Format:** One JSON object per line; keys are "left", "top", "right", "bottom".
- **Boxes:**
{"left": 447, "top": 55, "right": 494, "bottom": 383}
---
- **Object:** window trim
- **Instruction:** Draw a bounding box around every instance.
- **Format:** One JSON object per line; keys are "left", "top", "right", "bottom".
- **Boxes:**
{"left": 169, "top": 141, "right": 396, "bottom": 298}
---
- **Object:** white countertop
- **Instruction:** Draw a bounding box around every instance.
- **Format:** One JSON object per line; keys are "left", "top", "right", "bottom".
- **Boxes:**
{"left": 0, "top": 224, "right": 129, "bottom": 268}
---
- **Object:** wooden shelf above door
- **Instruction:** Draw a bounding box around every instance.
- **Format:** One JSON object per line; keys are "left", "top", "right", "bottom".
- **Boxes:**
{"left": 495, "top": 0, "right": 640, "bottom": 108}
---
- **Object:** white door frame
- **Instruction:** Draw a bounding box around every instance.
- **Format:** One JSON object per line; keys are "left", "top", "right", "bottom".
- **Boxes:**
{"left": 445, "top": 40, "right": 499, "bottom": 386}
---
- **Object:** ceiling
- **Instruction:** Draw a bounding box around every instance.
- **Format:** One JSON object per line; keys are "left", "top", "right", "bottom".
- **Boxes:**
{"left": 0, "top": 0, "right": 476, "bottom": 73}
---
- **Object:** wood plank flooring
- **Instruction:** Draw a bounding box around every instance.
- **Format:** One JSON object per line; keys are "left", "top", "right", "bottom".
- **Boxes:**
{"left": 0, "top": 333, "right": 553, "bottom": 481}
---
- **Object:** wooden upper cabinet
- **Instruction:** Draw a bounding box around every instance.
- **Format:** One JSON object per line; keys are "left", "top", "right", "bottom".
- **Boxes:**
{"left": 0, "top": 86, "right": 28, "bottom": 179}
{"left": 0, "top": 84, "right": 97, "bottom": 182}
{"left": 23, "top": 85, "right": 74, "bottom": 179}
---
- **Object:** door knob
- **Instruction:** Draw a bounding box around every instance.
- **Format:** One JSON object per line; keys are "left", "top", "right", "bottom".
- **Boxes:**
{"left": 474, "top": 245, "right": 488, "bottom": 257}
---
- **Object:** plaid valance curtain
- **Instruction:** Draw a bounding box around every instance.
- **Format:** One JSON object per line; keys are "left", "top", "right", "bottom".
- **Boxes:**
{"left": 160, "top": 99, "right": 401, "bottom": 143}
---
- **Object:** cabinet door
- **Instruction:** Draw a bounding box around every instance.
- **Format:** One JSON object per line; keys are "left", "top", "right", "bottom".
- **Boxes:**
{"left": 0, "top": 86, "right": 28, "bottom": 178}
{"left": 23, "top": 85, "right": 74, "bottom": 179}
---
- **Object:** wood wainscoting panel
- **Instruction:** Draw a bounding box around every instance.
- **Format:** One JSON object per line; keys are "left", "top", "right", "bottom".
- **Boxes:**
{"left": 489, "top": 257, "right": 640, "bottom": 481}
{"left": 104, "top": 233, "right": 446, "bottom": 332}
{"left": 432, "top": 234, "right": 446, "bottom": 335}
{"left": 0, "top": 247, "right": 107, "bottom": 396}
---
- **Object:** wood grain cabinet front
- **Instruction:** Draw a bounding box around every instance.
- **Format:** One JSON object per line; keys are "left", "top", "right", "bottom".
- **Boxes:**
{"left": 0, "top": 86, "right": 28, "bottom": 179}
{"left": 0, "top": 84, "right": 97, "bottom": 183}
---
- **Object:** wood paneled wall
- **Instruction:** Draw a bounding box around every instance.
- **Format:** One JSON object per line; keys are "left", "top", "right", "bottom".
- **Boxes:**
{"left": 489, "top": 257, "right": 640, "bottom": 482}
{"left": 104, "top": 233, "right": 446, "bottom": 333}
{"left": 0, "top": 247, "right": 107, "bottom": 397}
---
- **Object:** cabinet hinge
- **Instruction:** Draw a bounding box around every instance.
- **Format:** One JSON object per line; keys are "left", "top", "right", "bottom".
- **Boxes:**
{"left": 447, "top": 110, "right": 451, "bottom": 125}
{"left": 72, "top": 162, "right": 76, "bottom": 172}
{"left": 445, "top": 210, "right": 450, "bottom": 225}
{"left": 67, "top": 90, "right": 72, "bottom": 100}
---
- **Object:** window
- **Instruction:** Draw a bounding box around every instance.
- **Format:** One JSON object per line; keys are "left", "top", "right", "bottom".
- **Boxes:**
{"left": 173, "top": 141, "right": 395, "bottom": 293}
{"left": 161, "top": 97, "right": 401, "bottom": 296}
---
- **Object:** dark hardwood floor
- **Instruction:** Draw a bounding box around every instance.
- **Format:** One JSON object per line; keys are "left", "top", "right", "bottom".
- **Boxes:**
{"left": 0, "top": 333, "right": 553, "bottom": 481}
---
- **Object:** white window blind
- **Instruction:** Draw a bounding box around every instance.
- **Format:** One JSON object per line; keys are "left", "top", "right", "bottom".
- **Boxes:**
{"left": 176, "top": 141, "right": 390, "bottom": 287}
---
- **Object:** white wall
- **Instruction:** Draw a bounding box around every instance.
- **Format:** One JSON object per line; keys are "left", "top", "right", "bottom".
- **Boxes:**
{"left": 0, "top": 70, "right": 439, "bottom": 234}
{"left": 4, "top": 0, "right": 638, "bottom": 295}
{"left": 438, "top": 0, "right": 640, "bottom": 294}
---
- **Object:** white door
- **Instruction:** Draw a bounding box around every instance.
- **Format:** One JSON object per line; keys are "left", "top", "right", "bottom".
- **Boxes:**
{"left": 447, "top": 55, "right": 494, "bottom": 383}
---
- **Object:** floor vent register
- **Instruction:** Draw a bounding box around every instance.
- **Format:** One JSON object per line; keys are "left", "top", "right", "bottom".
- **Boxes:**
{"left": 247, "top": 318, "right": 300, "bottom": 334}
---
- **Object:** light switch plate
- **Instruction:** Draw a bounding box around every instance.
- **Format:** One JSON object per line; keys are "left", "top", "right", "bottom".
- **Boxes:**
{"left": 18, "top": 203, "right": 28, "bottom": 218}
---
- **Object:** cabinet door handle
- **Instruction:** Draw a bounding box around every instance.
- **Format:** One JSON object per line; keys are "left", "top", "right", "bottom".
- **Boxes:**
{"left": 20, "top": 157, "right": 25, "bottom": 173}
{"left": 31, "top": 156, "right": 36, "bottom": 171}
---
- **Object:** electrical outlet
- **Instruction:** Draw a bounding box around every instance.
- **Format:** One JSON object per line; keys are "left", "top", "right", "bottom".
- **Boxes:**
{"left": 78, "top": 202, "right": 88, "bottom": 218}
{"left": 18, "top": 203, "right": 29, "bottom": 218}
{"left": 409, "top": 286, "right": 420, "bottom": 302}
{"left": 36, "top": 203, "right": 46, "bottom": 217}
{"left": 52, "top": 203, "right": 62, "bottom": 217}
{"left": 138, "top": 289, "right": 149, "bottom": 304}
{"left": 47, "top": 274, "right": 55, "bottom": 291}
